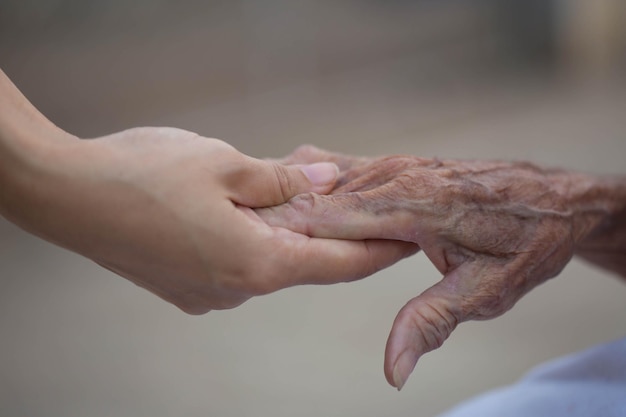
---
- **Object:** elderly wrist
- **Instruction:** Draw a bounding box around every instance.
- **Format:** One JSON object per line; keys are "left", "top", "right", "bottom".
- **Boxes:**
{"left": 565, "top": 173, "right": 626, "bottom": 251}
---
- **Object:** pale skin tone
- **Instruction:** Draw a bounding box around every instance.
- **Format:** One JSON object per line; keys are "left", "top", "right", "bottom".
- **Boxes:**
{"left": 0, "top": 69, "right": 418, "bottom": 314}
{"left": 258, "top": 145, "right": 626, "bottom": 390}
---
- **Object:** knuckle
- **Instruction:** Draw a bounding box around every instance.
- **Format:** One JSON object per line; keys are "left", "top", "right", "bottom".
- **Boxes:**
{"left": 271, "top": 162, "right": 297, "bottom": 201}
{"left": 393, "top": 172, "right": 423, "bottom": 198}
{"left": 405, "top": 300, "right": 459, "bottom": 353}
{"left": 290, "top": 192, "right": 319, "bottom": 215}
{"left": 283, "top": 144, "right": 320, "bottom": 164}
{"left": 462, "top": 274, "right": 516, "bottom": 319}
{"left": 293, "top": 144, "right": 320, "bottom": 156}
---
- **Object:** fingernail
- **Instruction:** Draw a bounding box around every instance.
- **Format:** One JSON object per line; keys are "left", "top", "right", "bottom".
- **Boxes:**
{"left": 299, "top": 162, "right": 339, "bottom": 186}
{"left": 393, "top": 350, "right": 418, "bottom": 391}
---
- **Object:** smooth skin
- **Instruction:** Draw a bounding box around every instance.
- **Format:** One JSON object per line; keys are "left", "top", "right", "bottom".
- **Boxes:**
{"left": 0, "top": 69, "right": 418, "bottom": 314}
{"left": 258, "top": 145, "right": 626, "bottom": 390}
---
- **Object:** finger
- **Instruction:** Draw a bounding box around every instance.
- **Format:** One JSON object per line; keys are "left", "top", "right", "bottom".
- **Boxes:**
{"left": 263, "top": 235, "right": 420, "bottom": 292}
{"left": 279, "top": 148, "right": 421, "bottom": 193}
{"left": 333, "top": 155, "right": 442, "bottom": 193}
{"left": 333, "top": 158, "right": 407, "bottom": 193}
{"left": 276, "top": 145, "right": 370, "bottom": 172}
{"left": 229, "top": 156, "right": 339, "bottom": 208}
{"left": 256, "top": 187, "right": 422, "bottom": 242}
{"left": 384, "top": 271, "right": 463, "bottom": 390}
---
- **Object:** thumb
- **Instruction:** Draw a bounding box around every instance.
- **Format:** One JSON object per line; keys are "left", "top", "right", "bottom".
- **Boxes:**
{"left": 230, "top": 157, "right": 339, "bottom": 208}
{"left": 384, "top": 275, "right": 462, "bottom": 391}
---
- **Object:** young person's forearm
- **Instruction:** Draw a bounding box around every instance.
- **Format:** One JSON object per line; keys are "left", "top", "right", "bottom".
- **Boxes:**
{"left": 0, "top": 69, "right": 69, "bottom": 148}
{"left": 0, "top": 69, "right": 77, "bottom": 228}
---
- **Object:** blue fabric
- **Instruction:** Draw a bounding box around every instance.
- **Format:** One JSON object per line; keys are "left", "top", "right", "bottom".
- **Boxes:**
{"left": 438, "top": 337, "right": 626, "bottom": 417}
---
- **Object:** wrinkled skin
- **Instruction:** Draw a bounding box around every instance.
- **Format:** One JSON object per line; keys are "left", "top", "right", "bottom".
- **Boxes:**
{"left": 259, "top": 145, "right": 617, "bottom": 389}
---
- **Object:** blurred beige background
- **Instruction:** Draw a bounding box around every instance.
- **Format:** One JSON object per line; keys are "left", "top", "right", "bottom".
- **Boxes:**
{"left": 1, "top": 1, "right": 625, "bottom": 416}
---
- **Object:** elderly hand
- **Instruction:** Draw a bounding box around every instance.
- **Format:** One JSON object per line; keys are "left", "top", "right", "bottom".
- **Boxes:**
{"left": 258, "top": 146, "right": 623, "bottom": 389}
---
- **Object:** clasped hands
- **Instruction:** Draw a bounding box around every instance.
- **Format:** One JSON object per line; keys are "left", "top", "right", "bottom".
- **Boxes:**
{"left": 257, "top": 145, "right": 584, "bottom": 390}
{"left": 82, "top": 131, "right": 579, "bottom": 390}
{"left": 2, "top": 126, "right": 582, "bottom": 390}
{"left": 1, "top": 69, "right": 617, "bottom": 392}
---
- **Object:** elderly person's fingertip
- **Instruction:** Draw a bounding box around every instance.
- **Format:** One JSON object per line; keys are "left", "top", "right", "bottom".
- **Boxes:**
{"left": 391, "top": 350, "right": 418, "bottom": 391}
{"left": 299, "top": 162, "right": 339, "bottom": 186}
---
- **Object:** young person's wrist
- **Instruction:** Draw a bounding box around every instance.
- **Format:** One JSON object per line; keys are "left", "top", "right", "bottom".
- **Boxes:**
{"left": 0, "top": 69, "right": 80, "bottom": 231}
{"left": 0, "top": 127, "right": 77, "bottom": 226}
